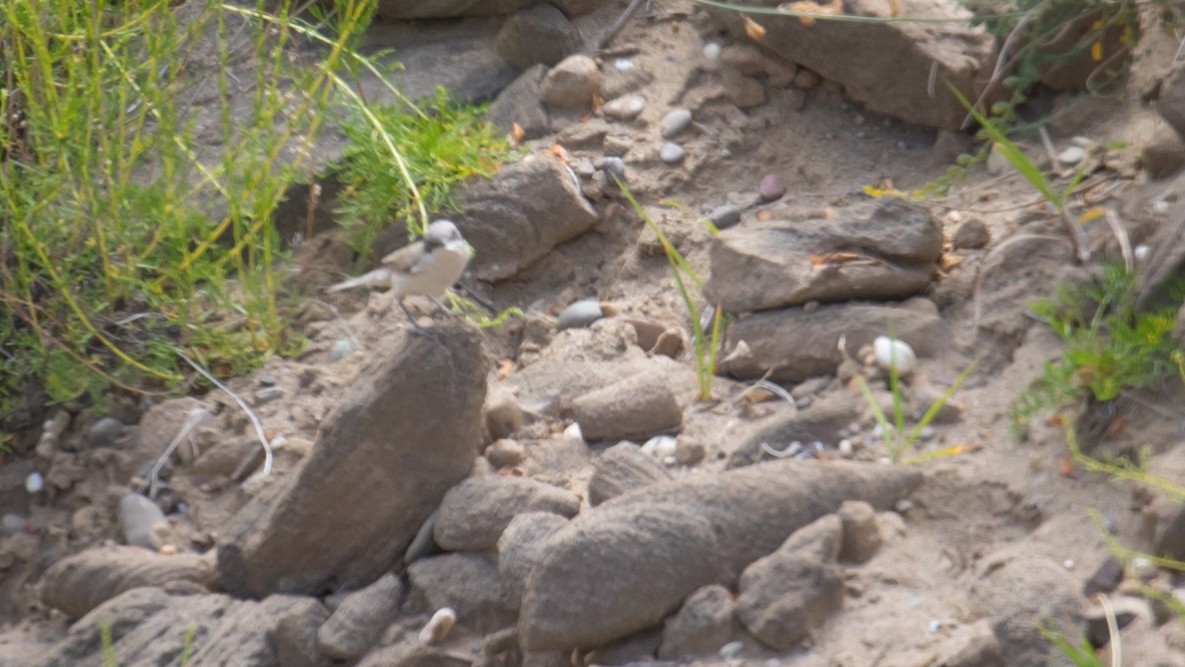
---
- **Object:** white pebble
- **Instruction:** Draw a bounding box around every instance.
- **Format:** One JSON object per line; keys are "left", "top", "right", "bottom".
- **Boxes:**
{"left": 1063, "top": 559, "right": 1076, "bottom": 570}
{"left": 895, "top": 499, "right": 914, "bottom": 512}
{"left": 928, "top": 619, "right": 942, "bottom": 634}
{"left": 614, "top": 58, "right": 634, "bottom": 71}
{"left": 703, "top": 42, "right": 722, "bottom": 63}
{"left": 660, "top": 142, "right": 685, "bottom": 164}
{"left": 563, "top": 422, "right": 583, "bottom": 440}
{"left": 1134, "top": 244, "right": 1150, "bottom": 263}
{"left": 641, "top": 435, "right": 678, "bottom": 459}
{"left": 418, "top": 607, "right": 456, "bottom": 644}
{"left": 874, "top": 336, "right": 917, "bottom": 376}
{"left": 719, "top": 641, "right": 744, "bottom": 659}
{"left": 1057, "top": 145, "right": 1086, "bottom": 165}
{"left": 25, "top": 472, "right": 44, "bottom": 494}
{"left": 838, "top": 439, "right": 853, "bottom": 457}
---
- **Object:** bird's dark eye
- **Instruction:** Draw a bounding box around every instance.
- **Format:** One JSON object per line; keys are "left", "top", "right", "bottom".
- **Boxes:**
{"left": 423, "top": 235, "right": 444, "bottom": 251}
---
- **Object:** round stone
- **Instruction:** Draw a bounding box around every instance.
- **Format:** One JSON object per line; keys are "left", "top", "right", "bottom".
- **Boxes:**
{"left": 660, "top": 142, "right": 686, "bottom": 164}
{"left": 557, "top": 299, "right": 604, "bottom": 330}
{"left": 661, "top": 108, "right": 693, "bottom": 139}
{"left": 603, "top": 94, "right": 646, "bottom": 121}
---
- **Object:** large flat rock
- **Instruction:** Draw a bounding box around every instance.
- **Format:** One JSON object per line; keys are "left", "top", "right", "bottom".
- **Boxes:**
{"left": 706, "top": 0, "right": 997, "bottom": 130}
{"left": 703, "top": 199, "right": 942, "bottom": 312}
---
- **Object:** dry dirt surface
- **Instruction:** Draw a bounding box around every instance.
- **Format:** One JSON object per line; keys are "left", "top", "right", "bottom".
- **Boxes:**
{"left": 3, "top": 1, "right": 1185, "bottom": 666}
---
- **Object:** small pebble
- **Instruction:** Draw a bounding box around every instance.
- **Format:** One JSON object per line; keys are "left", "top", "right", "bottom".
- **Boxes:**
{"left": 793, "top": 68, "right": 821, "bottom": 89}
{"left": 873, "top": 336, "right": 917, "bottom": 376}
{"left": 563, "top": 422, "right": 583, "bottom": 440}
{"left": 613, "top": 58, "right": 634, "bottom": 71}
{"left": 660, "top": 142, "right": 685, "bottom": 164}
{"left": 257, "top": 373, "right": 277, "bottom": 387}
{"left": 1135, "top": 244, "right": 1150, "bottom": 263}
{"left": 720, "top": 641, "right": 744, "bottom": 659}
{"left": 758, "top": 173, "right": 785, "bottom": 202}
{"left": 895, "top": 498, "right": 914, "bottom": 513}
{"left": 485, "top": 439, "right": 526, "bottom": 468}
{"left": 595, "top": 156, "right": 626, "bottom": 181}
{"left": 419, "top": 607, "right": 457, "bottom": 644}
{"left": 329, "top": 339, "right": 352, "bottom": 362}
{"left": 25, "top": 472, "right": 44, "bottom": 494}
{"left": 86, "top": 417, "right": 125, "bottom": 449}
{"left": 702, "top": 42, "right": 722, "bottom": 63}
{"left": 641, "top": 435, "right": 677, "bottom": 459}
{"left": 2, "top": 514, "right": 26, "bottom": 533}
{"left": 602, "top": 94, "right": 645, "bottom": 121}
{"left": 254, "top": 387, "right": 285, "bottom": 404}
{"left": 1057, "top": 145, "right": 1086, "bottom": 165}
{"left": 556, "top": 299, "right": 604, "bottom": 330}
{"left": 951, "top": 219, "right": 990, "bottom": 250}
{"left": 707, "top": 203, "right": 743, "bottom": 229}
{"left": 838, "top": 439, "right": 853, "bottom": 457}
{"left": 661, "top": 108, "right": 693, "bottom": 139}
{"left": 575, "top": 159, "right": 597, "bottom": 178}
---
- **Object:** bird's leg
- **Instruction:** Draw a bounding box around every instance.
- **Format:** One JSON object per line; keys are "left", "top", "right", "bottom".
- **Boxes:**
{"left": 429, "top": 296, "right": 457, "bottom": 318}
{"left": 397, "top": 297, "right": 433, "bottom": 336}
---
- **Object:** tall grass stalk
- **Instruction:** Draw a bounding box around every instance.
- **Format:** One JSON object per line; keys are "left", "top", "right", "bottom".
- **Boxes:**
{"left": 613, "top": 178, "right": 724, "bottom": 400}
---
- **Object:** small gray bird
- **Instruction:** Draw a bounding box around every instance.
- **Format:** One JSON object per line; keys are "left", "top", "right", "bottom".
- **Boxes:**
{"left": 326, "top": 220, "right": 472, "bottom": 331}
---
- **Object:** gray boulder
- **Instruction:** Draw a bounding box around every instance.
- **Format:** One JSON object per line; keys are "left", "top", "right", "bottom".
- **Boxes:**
{"left": 35, "top": 587, "right": 321, "bottom": 667}
{"left": 518, "top": 460, "right": 921, "bottom": 651}
{"left": 434, "top": 477, "right": 581, "bottom": 552}
{"left": 498, "top": 511, "right": 571, "bottom": 603}
{"left": 587, "top": 441, "right": 673, "bottom": 506}
{"left": 721, "top": 298, "right": 945, "bottom": 384}
{"left": 407, "top": 552, "right": 519, "bottom": 634}
{"left": 40, "top": 546, "right": 216, "bottom": 619}
{"left": 496, "top": 4, "right": 580, "bottom": 72}
{"left": 658, "top": 585, "right": 738, "bottom": 659}
{"left": 457, "top": 155, "right": 599, "bottom": 281}
{"left": 705, "top": 0, "right": 996, "bottom": 130}
{"left": 217, "top": 324, "right": 487, "bottom": 597}
{"left": 735, "top": 514, "right": 845, "bottom": 650}
{"left": 704, "top": 199, "right": 942, "bottom": 312}
{"left": 316, "top": 573, "right": 402, "bottom": 661}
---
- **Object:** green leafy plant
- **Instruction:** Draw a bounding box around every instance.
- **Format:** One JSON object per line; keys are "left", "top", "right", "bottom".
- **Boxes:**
{"left": 614, "top": 178, "right": 725, "bottom": 401}
{"left": 0, "top": 0, "right": 382, "bottom": 424}
{"left": 840, "top": 332, "right": 979, "bottom": 464}
{"left": 333, "top": 87, "right": 510, "bottom": 254}
{"left": 1011, "top": 264, "right": 1181, "bottom": 435}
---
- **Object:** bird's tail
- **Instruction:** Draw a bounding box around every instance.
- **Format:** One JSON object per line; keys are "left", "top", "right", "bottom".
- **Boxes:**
{"left": 324, "top": 268, "right": 392, "bottom": 293}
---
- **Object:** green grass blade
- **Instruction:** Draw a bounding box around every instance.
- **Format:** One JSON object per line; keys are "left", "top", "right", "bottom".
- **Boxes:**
{"left": 907, "top": 355, "right": 981, "bottom": 443}
{"left": 946, "top": 82, "right": 1059, "bottom": 206}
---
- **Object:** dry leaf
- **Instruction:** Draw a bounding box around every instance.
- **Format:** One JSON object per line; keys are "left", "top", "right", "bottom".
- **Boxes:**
{"left": 941, "top": 254, "right": 965, "bottom": 271}
{"left": 510, "top": 123, "right": 525, "bottom": 147}
{"left": 497, "top": 358, "right": 516, "bottom": 379}
{"left": 886, "top": 0, "right": 901, "bottom": 16}
{"left": 548, "top": 144, "right": 571, "bottom": 163}
{"left": 743, "top": 15, "right": 766, "bottom": 41}
{"left": 1057, "top": 456, "right": 1078, "bottom": 478}
{"left": 778, "top": 0, "right": 843, "bottom": 26}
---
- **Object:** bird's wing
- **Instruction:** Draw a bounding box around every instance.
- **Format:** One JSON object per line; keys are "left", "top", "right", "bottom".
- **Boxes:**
{"left": 381, "top": 240, "right": 427, "bottom": 275}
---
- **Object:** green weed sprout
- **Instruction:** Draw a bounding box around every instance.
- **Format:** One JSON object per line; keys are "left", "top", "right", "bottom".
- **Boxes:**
{"left": 838, "top": 332, "right": 979, "bottom": 464}
{"left": 613, "top": 177, "right": 725, "bottom": 400}
{"left": 948, "top": 82, "right": 1091, "bottom": 262}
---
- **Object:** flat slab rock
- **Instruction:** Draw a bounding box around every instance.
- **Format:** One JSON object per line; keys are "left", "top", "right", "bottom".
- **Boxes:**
{"left": 706, "top": 0, "right": 996, "bottom": 131}
{"left": 518, "top": 460, "right": 921, "bottom": 651}
{"left": 703, "top": 199, "right": 943, "bottom": 312}
{"left": 721, "top": 297, "right": 945, "bottom": 383}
